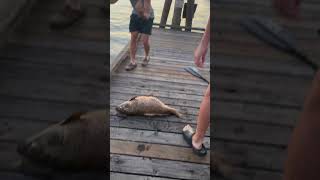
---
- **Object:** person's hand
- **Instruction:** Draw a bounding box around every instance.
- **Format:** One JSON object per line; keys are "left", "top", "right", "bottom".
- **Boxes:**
{"left": 194, "top": 43, "right": 208, "bottom": 68}
{"left": 273, "top": 0, "right": 301, "bottom": 19}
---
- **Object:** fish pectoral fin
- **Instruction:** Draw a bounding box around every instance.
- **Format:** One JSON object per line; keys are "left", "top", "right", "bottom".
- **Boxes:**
{"left": 144, "top": 113, "right": 168, "bottom": 116}
{"left": 59, "top": 111, "right": 88, "bottom": 125}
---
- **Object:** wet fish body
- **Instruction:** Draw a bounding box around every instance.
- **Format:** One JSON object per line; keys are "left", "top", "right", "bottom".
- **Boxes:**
{"left": 116, "top": 96, "right": 182, "bottom": 118}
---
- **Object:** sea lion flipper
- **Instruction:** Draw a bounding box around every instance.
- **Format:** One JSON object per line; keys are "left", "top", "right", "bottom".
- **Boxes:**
{"left": 59, "top": 111, "right": 87, "bottom": 125}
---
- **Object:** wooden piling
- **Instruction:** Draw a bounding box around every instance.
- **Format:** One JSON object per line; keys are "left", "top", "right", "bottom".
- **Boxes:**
{"left": 160, "top": 0, "right": 172, "bottom": 28}
{"left": 171, "top": 0, "right": 184, "bottom": 30}
{"left": 185, "top": 0, "right": 195, "bottom": 32}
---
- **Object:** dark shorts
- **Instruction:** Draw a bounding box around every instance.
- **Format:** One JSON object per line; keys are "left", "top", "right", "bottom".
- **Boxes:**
{"left": 129, "top": 14, "right": 154, "bottom": 35}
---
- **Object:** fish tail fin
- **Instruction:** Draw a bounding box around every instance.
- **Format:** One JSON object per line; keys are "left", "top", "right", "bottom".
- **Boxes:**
{"left": 167, "top": 107, "right": 182, "bottom": 118}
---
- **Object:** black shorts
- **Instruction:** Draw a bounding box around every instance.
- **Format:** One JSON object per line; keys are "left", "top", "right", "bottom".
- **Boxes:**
{"left": 129, "top": 14, "right": 154, "bottom": 35}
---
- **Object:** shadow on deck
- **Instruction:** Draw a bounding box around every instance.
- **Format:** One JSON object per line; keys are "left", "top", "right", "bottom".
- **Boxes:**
{"left": 0, "top": 0, "right": 107, "bottom": 179}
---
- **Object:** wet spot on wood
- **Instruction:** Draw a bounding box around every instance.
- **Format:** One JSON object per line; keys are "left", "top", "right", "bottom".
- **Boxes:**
{"left": 137, "top": 144, "right": 145, "bottom": 152}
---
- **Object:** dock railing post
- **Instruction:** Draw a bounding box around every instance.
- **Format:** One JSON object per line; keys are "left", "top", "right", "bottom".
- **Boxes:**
{"left": 160, "top": 0, "right": 172, "bottom": 28}
{"left": 171, "top": 0, "right": 184, "bottom": 30}
{"left": 185, "top": 0, "right": 195, "bottom": 32}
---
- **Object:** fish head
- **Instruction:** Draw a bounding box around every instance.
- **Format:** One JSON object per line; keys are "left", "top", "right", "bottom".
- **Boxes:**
{"left": 116, "top": 100, "right": 134, "bottom": 114}
{"left": 17, "top": 124, "right": 65, "bottom": 165}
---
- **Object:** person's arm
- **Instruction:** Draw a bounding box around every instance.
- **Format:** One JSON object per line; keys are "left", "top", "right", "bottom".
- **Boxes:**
{"left": 194, "top": 17, "right": 210, "bottom": 67}
{"left": 201, "top": 17, "right": 210, "bottom": 49}
{"left": 143, "top": 0, "right": 151, "bottom": 19}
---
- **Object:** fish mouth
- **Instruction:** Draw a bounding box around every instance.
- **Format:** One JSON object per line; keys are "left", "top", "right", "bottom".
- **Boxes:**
{"left": 115, "top": 106, "right": 122, "bottom": 113}
{"left": 17, "top": 140, "right": 44, "bottom": 161}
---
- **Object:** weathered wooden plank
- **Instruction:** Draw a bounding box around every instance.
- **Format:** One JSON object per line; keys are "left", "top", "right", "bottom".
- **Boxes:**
{"left": 212, "top": 0, "right": 320, "bottom": 12}
{"left": 213, "top": 167, "right": 282, "bottom": 180}
{"left": 213, "top": 67, "right": 312, "bottom": 107}
{"left": 113, "top": 73, "right": 208, "bottom": 86}
{"left": 111, "top": 77, "right": 207, "bottom": 95}
{"left": 8, "top": 32, "right": 107, "bottom": 54}
{"left": 1, "top": 44, "right": 106, "bottom": 68}
{"left": 112, "top": 80, "right": 206, "bottom": 96}
{"left": 0, "top": 59, "right": 107, "bottom": 87}
{"left": 213, "top": 119, "right": 292, "bottom": 146}
{"left": 110, "top": 140, "right": 210, "bottom": 164}
{"left": 135, "top": 54, "right": 210, "bottom": 67}
{"left": 110, "top": 173, "right": 176, "bottom": 180}
{"left": 0, "top": 172, "right": 41, "bottom": 180}
{"left": 110, "top": 127, "right": 210, "bottom": 148}
{"left": 0, "top": 78, "right": 106, "bottom": 106}
{"left": 214, "top": 141, "right": 286, "bottom": 171}
{"left": 213, "top": 55, "right": 313, "bottom": 77}
{"left": 110, "top": 154, "right": 210, "bottom": 180}
{"left": 213, "top": 100, "right": 300, "bottom": 126}
{"left": 0, "top": 117, "right": 51, "bottom": 141}
{"left": 116, "top": 66, "right": 209, "bottom": 82}
{"left": 109, "top": 115, "right": 210, "bottom": 136}
{"left": 213, "top": 17, "right": 319, "bottom": 41}
{"left": 0, "top": 96, "right": 101, "bottom": 122}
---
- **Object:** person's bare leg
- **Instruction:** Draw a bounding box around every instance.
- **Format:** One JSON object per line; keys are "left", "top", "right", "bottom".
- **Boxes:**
{"left": 130, "top": 32, "right": 139, "bottom": 65}
{"left": 66, "top": 0, "right": 81, "bottom": 10}
{"left": 283, "top": 71, "right": 320, "bottom": 180}
{"left": 141, "top": 34, "right": 150, "bottom": 58}
{"left": 183, "top": 85, "right": 210, "bottom": 149}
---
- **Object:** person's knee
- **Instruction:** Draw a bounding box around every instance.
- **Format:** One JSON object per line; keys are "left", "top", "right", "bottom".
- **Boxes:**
{"left": 131, "top": 33, "right": 138, "bottom": 41}
{"left": 142, "top": 38, "right": 149, "bottom": 46}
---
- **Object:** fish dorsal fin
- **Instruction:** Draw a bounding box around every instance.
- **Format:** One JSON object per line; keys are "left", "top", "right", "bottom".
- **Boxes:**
{"left": 129, "top": 94, "right": 155, "bottom": 101}
{"left": 59, "top": 111, "right": 87, "bottom": 125}
{"left": 129, "top": 96, "right": 139, "bottom": 101}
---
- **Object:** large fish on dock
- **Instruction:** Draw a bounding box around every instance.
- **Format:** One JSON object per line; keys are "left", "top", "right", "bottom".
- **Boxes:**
{"left": 17, "top": 110, "right": 108, "bottom": 174}
{"left": 116, "top": 96, "right": 182, "bottom": 118}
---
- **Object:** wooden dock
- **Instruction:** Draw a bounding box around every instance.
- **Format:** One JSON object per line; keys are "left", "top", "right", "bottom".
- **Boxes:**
{"left": 110, "top": 28, "right": 210, "bottom": 179}
{"left": 0, "top": 0, "right": 107, "bottom": 179}
{"left": 212, "top": 0, "right": 320, "bottom": 179}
